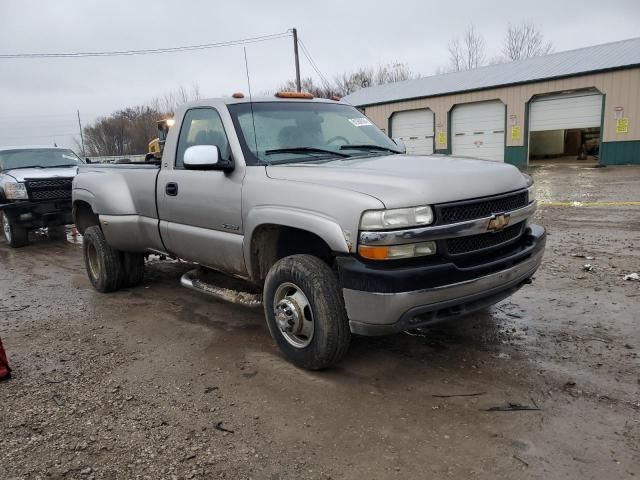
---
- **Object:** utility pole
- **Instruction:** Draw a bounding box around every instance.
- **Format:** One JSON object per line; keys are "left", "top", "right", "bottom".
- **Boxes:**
{"left": 77, "top": 109, "right": 86, "bottom": 157}
{"left": 292, "top": 28, "right": 301, "bottom": 92}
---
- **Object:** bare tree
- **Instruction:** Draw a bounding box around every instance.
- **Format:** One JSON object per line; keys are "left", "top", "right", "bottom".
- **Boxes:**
{"left": 82, "top": 84, "right": 202, "bottom": 157}
{"left": 150, "top": 83, "right": 202, "bottom": 117}
{"left": 278, "top": 63, "right": 418, "bottom": 98}
{"left": 277, "top": 77, "right": 342, "bottom": 99}
{"left": 502, "top": 21, "right": 553, "bottom": 61}
{"left": 334, "top": 62, "right": 418, "bottom": 96}
{"left": 448, "top": 25, "right": 486, "bottom": 72}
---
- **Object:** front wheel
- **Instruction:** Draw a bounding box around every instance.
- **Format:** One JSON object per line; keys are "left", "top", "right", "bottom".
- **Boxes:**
{"left": 82, "top": 226, "right": 124, "bottom": 292}
{"left": 1, "top": 211, "right": 28, "bottom": 248}
{"left": 263, "top": 254, "right": 351, "bottom": 370}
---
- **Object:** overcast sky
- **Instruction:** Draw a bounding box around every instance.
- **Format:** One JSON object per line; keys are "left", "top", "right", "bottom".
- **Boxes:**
{"left": 1, "top": 0, "right": 639, "bottom": 151}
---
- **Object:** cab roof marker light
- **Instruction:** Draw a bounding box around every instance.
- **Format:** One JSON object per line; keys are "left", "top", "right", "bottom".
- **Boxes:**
{"left": 275, "top": 91, "right": 314, "bottom": 99}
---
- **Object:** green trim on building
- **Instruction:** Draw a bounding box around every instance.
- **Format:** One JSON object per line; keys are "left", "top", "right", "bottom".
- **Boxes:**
{"left": 523, "top": 101, "right": 530, "bottom": 164}
{"left": 600, "top": 140, "right": 640, "bottom": 165}
{"left": 505, "top": 146, "right": 528, "bottom": 166}
{"left": 445, "top": 109, "right": 452, "bottom": 154}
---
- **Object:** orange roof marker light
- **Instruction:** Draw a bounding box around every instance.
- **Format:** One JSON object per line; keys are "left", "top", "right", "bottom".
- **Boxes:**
{"left": 275, "top": 91, "right": 314, "bottom": 99}
{"left": 330, "top": 95, "right": 342, "bottom": 101}
{"left": 232, "top": 92, "right": 245, "bottom": 98}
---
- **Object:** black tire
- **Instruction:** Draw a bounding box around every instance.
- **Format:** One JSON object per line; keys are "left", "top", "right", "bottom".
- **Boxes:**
{"left": 48, "top": 225, "right": 67, "bottom": 241}
{"left": 263, "top": 254, "right": 351, "bottom": 370}
{"left": 1, "top": 211, "right": 28, "bottom": 248}
{"left": 82, "top": 226, "right": 124, "bottom": 293}
{"left": 122, "top": 252, "right": 145, "bottom": 288}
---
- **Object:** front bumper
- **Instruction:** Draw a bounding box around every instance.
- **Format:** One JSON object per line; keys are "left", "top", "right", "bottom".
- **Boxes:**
{"left": 0, "top": 199, "right": 73, "bottom": 227}
{"left": 340, "top": 224, "right": 546, "bottom": 335}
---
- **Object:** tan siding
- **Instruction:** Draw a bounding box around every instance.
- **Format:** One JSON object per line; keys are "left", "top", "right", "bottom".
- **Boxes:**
{"left": 363, "top": 68, "right": 640, "bottom": 150}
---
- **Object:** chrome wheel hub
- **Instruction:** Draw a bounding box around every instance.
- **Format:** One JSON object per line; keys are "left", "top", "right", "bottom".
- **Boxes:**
{"left": 273, "top": 282, "right": 314, "bottom": 348}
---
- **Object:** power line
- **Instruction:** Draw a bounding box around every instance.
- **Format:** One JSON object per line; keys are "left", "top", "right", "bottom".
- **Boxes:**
{"left": 297, "top": 38, "right": 333, "bottom": 91}
{"left": 0, "top": 31, "right": 291, "bottom": 59}
{"left": 0, "top": 131, "right": 79, "bottom": 138}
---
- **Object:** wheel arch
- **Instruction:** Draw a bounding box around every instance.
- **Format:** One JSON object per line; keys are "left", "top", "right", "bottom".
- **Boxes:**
{"left": 72, "top": 199, "right": 99, "bottom": 234}
{"left": 244, "top": 207, "right": 351, "bottom": 284}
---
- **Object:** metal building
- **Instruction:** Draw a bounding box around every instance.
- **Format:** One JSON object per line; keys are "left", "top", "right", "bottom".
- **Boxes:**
{"left": 343, "top": 37, "right": 640, "bottom": 166}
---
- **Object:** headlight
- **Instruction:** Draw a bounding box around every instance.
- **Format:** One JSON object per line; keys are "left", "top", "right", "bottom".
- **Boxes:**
{"left": 527, "top": 184, "right": 535, "bottom": 203}
{"left": 360, "top": 205, "right": 434, "bottom": 230}
{"left": 4, "top": 182, "right": 28, "bottom": 200}
{"left": 358, "top": 241, "right": 437, "bottom": 260}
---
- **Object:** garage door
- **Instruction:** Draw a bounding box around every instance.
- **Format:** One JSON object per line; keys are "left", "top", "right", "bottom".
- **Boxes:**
{"left": 391, "top": 109, "right": 434, "bottom": 155}
{"left": 529, "top": 92, "right": 603, "bottom": 131}
{"left": 452, "top": 101, "right": 505, "bottom": 162}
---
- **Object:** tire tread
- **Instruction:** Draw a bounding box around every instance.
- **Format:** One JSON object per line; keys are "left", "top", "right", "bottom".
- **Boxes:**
{"left": 264, "top": 254, "right": 350, "bottom": 370}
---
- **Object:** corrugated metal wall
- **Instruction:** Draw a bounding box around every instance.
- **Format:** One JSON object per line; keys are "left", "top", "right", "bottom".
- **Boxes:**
{"left": 363, "top": 68, "right": 640, "bottom": 149}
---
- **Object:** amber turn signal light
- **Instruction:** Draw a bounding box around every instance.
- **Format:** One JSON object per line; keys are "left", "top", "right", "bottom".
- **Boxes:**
{"left": 358, "top": 245, "right": 390, "bottom": 260}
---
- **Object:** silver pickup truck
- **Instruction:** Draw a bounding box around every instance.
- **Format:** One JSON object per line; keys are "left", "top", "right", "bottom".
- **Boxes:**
{"left": 72, "top": 94, "right": 545, "bottom": 369}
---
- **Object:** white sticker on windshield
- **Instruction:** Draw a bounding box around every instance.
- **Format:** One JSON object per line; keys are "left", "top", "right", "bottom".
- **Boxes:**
{"left": 62, "top": 154, "right": 76, "bottom": 161}
{"left": 348, "top": 117, "right": 373, "bottom": 127}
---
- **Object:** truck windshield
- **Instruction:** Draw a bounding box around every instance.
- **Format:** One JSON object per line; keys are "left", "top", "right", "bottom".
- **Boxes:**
{"left": 228, "top": 102, "right": 401, "bottom": 165}
{"left": 0, "top": 148, "right": 83, "bottom": 171}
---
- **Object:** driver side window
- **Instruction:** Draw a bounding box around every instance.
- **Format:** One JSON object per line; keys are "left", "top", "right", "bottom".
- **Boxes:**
{"left": 176, "top": 108, "right": 231, "bottom": 168}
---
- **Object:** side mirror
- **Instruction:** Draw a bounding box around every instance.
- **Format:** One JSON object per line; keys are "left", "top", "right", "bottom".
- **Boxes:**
{"left": 184, "top": 145, "right": 222, "bottom": 170}
{"left": 85, "top": 157, "right": 92, "bottom": 164}
{"left": 392, "top": 137, "right": 407, "bottom": 154}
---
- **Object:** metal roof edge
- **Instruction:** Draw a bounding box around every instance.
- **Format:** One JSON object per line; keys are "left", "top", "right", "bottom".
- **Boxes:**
{"left": 353, "top": 63, "right": 640, "bottom": 108}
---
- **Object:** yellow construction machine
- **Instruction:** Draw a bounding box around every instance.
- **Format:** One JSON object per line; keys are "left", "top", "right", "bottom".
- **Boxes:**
{"left": 145, "top": 118, "right": 174, "bottom": 161}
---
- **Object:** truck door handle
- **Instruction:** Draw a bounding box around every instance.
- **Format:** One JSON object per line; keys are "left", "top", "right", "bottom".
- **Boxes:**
{"left": 165, "top": 182, "right": 178, "bottom": 196}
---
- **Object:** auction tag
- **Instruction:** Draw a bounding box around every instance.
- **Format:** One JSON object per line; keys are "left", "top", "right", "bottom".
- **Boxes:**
{"left": 348, "top": 117, "right": 373, "bottom": 127}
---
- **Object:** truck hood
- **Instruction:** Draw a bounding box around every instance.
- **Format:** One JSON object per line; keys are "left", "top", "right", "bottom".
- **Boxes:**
{"left": 2, "top": 166, "right": 80, "bottom": 182}
{"left": 265, "top": 155, "right": 528, "bottom": 208}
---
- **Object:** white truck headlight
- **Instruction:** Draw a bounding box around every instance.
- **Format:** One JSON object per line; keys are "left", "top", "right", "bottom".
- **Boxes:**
{"left": 360, "top": 205, "right": 434, "bottom": 230}
{"left": 527, "top": 184, "right": 535, "bottom": 203}
{"left": 4, "top": 182, "right": 28, "bottom": 200}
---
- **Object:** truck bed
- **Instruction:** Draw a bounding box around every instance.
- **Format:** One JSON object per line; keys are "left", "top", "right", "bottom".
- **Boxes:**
{"left": 74, "top": 162, "right": 163, "bottom": 253}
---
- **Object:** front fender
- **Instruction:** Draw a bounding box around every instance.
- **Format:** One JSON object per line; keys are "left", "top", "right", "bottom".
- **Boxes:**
{"left": 243, "top": 206, "right": 352, "bottom": 280}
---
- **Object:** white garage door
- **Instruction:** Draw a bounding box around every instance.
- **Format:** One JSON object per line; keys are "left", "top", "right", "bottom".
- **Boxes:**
{"left": 391, "top": 109, "right": 434, "bottom": 155}
{"left": 452, "top": 101, "right": 505, "bottom": 162}
{"left": 530, "top": 92, "right": 603, "bottom": 131}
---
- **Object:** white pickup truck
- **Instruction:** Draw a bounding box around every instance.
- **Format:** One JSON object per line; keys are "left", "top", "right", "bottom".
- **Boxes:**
{"left": 72, "top": 93, "right": 545, "bottom": 369}
{"left": 1, "top": 146, "right": 82, "bottom": 247}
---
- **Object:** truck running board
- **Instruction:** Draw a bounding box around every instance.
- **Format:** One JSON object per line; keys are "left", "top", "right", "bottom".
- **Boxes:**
{"left": 180, "top": 269, "right": 263, "bottom": 308}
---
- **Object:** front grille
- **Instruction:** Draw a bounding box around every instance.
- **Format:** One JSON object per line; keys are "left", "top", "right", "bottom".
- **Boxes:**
{"left": 436, "top": 191, "right": 528, "bottom": 225}
{"left": 25, "top": 178, "right": 73, "bottom": 201}
{"left": 445, "top": 222, "right": 524, "bottom": 255}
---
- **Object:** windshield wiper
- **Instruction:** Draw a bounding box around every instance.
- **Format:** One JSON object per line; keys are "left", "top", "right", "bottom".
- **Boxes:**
{"left": 4, "top": 165, "right": 45, "bottom": 170}
{"left": 265, "top": 147, "right": 350, "bottom": 158}
{"left": 339, "top": 144, "right": 402, "bottom": 154}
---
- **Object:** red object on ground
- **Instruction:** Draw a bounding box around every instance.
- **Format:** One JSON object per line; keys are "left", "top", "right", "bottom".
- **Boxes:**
{"left": 0, "top": 337, "right": 11, "bottom": 381}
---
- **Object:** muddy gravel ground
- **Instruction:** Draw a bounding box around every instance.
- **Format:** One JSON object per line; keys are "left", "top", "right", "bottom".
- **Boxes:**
{"left": 1, "top": 164, "right": 639, "bottom": 480}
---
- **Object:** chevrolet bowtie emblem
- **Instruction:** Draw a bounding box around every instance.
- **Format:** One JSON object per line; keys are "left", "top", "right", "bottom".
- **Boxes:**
{"left": 487, "top": 213, "right": 510, "bottom": 232}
